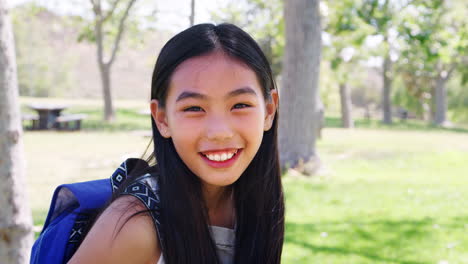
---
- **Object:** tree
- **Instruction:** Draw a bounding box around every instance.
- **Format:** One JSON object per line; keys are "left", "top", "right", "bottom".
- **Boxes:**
{"left": 189, "top": 0, "right": 195, "bottom": 26}
{"left": 397, "top": 0, "right": 467, "bottom": 126}
{"left": 0, "top": 0, "right": 33, "bottom": 262}
{"left": 12, "top": 4, "right": 74, "bottom": 97}
{"left": 279, "top": 0, "right": 321, "bottom": 171}
{"left": 357, "top": 0, "right": 414, "bottom": 124}
{"left": 86, "top": 0, "right": 138, "bottom": 122}
{"left": 324, "top": 0, "right": 373, "bottom": 128}
{"left": 211, "top": 0, "right": 284, "bottom": 78}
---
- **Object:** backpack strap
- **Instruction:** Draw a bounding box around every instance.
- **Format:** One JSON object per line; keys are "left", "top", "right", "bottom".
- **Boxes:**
{"left": 120, "top": 173, "right": 165, "bottom": 251}
{"left": 111, "top": 158, "right": 149, "bottom": 191}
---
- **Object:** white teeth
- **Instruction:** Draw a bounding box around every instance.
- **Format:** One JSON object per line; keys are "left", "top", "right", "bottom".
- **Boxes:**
{"left": 204, "top": 150, "right": 238, "bottom": 162}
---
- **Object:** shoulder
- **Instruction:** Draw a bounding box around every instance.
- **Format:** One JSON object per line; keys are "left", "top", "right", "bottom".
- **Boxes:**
{"left": 68, "top": 195, "right": 161, "bottom": 264}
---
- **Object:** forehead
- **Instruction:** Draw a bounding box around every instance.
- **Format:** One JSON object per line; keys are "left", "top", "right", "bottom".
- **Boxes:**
{"left": 167, "top": 52, "right": 263, "bottom": 99}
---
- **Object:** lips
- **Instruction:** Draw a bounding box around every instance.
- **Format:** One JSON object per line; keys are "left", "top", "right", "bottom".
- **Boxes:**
{"left": 200, "top": 149, "right": 239, "bottom": 162}
{"left": 199, "top": 148, "right": 243, "bottom": 168}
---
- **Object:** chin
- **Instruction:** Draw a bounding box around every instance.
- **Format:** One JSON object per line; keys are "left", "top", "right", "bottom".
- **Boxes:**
{"left": 201, "top": 174, "right": 241, "bottom": 187}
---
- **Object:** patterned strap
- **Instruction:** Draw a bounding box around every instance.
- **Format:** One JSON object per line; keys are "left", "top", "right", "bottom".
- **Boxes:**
{"left": 110, "top": 159, "right": 164, "bottom": 248}
{"left": 110, "top": 160, "right": 130, "bottom": 192}
{"left": 65, "top": 214, "right": 90, "bottom": 262}
{"left": 120, "top": 177, "right": 165, "bottom": 252}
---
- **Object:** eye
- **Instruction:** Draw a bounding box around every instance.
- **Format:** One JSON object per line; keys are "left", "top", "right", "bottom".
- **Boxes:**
{"left": 232, "top": 103, "right": 251, "bottom": 109}
{"left": 183, "top": 106, "right": 204, "bottom": 112}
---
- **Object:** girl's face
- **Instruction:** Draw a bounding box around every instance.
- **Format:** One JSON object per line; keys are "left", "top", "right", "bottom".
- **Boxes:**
{"left": 151, "top": 51, "right": 278, "bottom": 189}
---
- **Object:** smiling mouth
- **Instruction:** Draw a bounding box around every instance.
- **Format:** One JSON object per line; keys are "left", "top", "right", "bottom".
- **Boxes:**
{"left": 200, "top": 149, "right": 240, "bottom": 162}
{"left": 198, "top": 148, "right": 243, "bottom": 169}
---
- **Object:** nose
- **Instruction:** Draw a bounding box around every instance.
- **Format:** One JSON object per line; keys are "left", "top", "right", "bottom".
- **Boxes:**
{"left": 205, "top": 115, "right": 234, "bottom": 142}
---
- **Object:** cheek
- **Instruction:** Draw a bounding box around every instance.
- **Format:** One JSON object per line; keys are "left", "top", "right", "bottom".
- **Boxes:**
{"left": 240, "top": 109, "right": 265, "bottom": 131}
{"left": 168, "top": 118, "right": 201, "bottom": 157}
{"left": 171, "top": 136, "right": 197, "bottom": 171}
{"left": 169, "top": 114, "right": 202, "bottom": 137}
{"left": 236, "top": 111, "right": 265, "bottom": 145}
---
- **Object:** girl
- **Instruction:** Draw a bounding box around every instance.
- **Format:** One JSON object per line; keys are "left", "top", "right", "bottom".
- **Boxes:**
{"left": 68, "top": 23, "right": 284, "bottom": 264}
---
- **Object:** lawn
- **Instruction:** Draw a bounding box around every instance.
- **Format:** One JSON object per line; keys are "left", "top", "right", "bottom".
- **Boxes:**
{"left": 283, "top": 128, "right": 468, "bottom": 263}
{"left": 22, "top": 98, "right": 468, "bottom": 263}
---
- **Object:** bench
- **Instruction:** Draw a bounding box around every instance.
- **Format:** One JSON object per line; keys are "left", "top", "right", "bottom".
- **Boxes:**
{"left": 56, "top": 114, "right": 88, "bottom": 131}
{"left": 22, "top": 114, "right": 39, "bottom": 130}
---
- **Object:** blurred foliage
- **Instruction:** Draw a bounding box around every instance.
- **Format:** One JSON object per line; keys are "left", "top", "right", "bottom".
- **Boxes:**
{"left": 75, "top": 0, "right": 156, "bottom": 51}
{"left": 324, "top": 0, "right": 374, "bottom": 82}
{"left": 396, "top": 0, "right": 468, "bottom": 120}
{"left": 12, "top": 3, "right": 75, "bottom": 97}
{"left": 322, "top": 0, "right": 377, "bottom": 121}
{"left": 448, "top": 74, "right": 468, "bottom": 123}
{"left": 211, "top": 0, "right": 284, "bottom": 78}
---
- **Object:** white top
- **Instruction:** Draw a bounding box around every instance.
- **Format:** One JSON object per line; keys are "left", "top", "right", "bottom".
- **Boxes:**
{"left": 156, "top": 225, "right": 236, "bottom": 264}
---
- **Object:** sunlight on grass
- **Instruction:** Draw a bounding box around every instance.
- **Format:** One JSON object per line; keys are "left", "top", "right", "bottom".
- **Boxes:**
{"left": 280, "top": 128, "right": 468, "bottom": 263}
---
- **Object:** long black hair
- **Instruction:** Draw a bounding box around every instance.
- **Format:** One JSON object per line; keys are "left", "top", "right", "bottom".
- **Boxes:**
{"left": 145, "top": 23, "right": 284, "bottom": 264}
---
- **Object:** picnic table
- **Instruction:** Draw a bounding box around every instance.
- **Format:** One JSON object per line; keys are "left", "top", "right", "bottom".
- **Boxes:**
{"left": 55, "top": 114, "right": 88, "bottom": 130}
{"left": 26, "top": 103, "right": 87, "bottom": 130}
{"left": 28, "top": 103, "right": 69, "bottom": 130}
{"left": 22, "top": 113, "right": 39, "bottom": 130}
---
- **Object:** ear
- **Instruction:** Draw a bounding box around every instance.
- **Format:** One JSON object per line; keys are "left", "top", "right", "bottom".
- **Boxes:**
{"left": 264, "top": 89, "right": 279, "bottom": 131}
{"left": 150, "top": 99, "right": 171, "bottom": 138}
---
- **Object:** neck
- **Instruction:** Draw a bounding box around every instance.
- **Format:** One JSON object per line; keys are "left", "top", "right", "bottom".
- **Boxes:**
{"left": 202, "top": 184, "right": 235, "bottom": 228}
{"left": 202, "top": 184, "right": 230, "bottom": 211}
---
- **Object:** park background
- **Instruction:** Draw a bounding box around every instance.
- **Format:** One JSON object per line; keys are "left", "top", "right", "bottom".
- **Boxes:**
{"left": 4, "top": 0, "right": 468, "bottom": 263}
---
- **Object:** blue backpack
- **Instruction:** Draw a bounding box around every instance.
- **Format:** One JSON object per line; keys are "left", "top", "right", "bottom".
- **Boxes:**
{"left": 30, "top": 158, "right": 162, "bottom": 264}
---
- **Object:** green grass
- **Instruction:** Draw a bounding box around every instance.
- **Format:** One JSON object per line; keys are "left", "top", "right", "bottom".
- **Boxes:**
{"left": 66, "top": 107, "right": 151, "bottom": 131}
{"left": 325, "top": 116, "right": 468, "bottom": 133}
{"left": 23, "top": 98, "right": 468, "bottom": 263}
{"left": 282, "top": 129, "right": 468, "bottom": 263}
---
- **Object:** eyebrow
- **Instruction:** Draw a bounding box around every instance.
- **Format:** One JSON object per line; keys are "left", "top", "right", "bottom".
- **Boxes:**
{"left": 175, "top": 87, "right": 257, "bottom": 102}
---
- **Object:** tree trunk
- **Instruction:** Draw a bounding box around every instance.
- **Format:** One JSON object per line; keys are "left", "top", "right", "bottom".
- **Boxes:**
{"left": 434, "top": 74, "right": 448, "bottom": 126}
{"left": 339, "top": 82, "right": 354, "bottom": 128}
{"left": 382, "top": 53, "right": 392, "bottom": 124}
{"left": 189, "top": 0, "right": 195, "bottom": 26}
{"left": 99, "top": 64, "right": 115, "bottom": 121}
{"left": 95, "top": 16, "right": 115, "bottom": 122}
{"left": 0, "top": 1, "right": 33, "bottom": 262}
{"left": 91, "top": 0, "right": 137, "bottom": 122}
{"left": 279, "top": 0, "right": 321, "bottom": 171}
